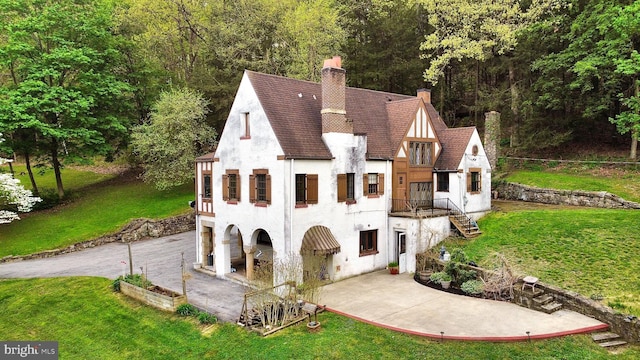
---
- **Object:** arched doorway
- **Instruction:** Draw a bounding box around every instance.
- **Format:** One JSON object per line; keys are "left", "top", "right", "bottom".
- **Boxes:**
{"left": 250, "top": 229, "right": 273, "bottom": 283}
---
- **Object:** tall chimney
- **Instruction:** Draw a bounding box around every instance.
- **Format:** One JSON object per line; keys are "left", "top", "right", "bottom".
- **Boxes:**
{"left": 417, "top": 88, "right": 431, "bottom": 104}
{"left": 321, "top": 56, "right": 352, "bottom": 133}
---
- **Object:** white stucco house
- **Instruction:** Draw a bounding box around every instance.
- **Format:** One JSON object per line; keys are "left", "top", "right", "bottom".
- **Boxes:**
{"left": 194, "top": 56, "right": 491, "bottom": 283}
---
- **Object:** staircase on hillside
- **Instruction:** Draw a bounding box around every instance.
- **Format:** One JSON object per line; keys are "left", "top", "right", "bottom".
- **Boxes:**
{"left": 446, "top": 201, "right": 482, "bottom": 238}
{"left": 591, "top": 332, "right": 628, "bottom": 350}
{"left": 515, "top": 284, "right": 563, "bottom": 314}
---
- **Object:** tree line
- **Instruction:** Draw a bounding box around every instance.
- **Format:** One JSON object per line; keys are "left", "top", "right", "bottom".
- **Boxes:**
{"left": 0, "top": 0, "right": 638, "bottom": 199}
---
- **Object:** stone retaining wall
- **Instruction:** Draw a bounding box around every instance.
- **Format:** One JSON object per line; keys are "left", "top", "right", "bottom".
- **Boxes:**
{"left": 0, "top": 212, "right": 196, "bottom": 263}
{"left": 494, "top": 182, "right": 640, "bottom": 209}
{"left": 535, "top": 282, "right": 639, "bottom": 343}
{"left": 424, "top": 257, "right": 639, "bottom": 343}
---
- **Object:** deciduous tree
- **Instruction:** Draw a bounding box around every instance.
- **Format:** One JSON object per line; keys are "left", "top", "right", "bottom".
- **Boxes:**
{"left": 131, "top": 88, "right": 217, "bottom": 190}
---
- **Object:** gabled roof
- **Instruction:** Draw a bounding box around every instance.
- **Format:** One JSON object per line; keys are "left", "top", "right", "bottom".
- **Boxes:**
{"left": 247, "top": 71, "right": 413, "bottom": 160}
{"left": 434, "top": 127, "right": 476, "bottom": 171}
{"left": 196, "top": 152, "right": 215, "bottom": 162}
{"left": 245, "top": 70, "right": 473, "bottom": 165}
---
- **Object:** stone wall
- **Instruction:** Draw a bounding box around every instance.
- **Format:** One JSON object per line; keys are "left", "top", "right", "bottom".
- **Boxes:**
{"left": 422, "top": 256, "right": 639, "bottom": 343}
{"left": 535, "top": 282, "right": 639, "bottom": 343}
{"left": 495, "top": 182, "right": 640, "bottom": 209}
{"left": 1, "top": 211, "right": 196, "bottom": 263}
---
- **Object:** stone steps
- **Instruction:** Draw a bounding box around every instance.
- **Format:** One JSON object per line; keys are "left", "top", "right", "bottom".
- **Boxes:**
{"left": 540, "top": 301, "right": 563, "bottom": 314}
{"left": 591, "top": 332, "right": 627, "bottom": 349}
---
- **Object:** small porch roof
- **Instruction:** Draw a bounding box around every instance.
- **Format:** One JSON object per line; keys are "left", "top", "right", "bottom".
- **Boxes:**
{"left": 301, "top": 226, "right": 341, "bottom": 256}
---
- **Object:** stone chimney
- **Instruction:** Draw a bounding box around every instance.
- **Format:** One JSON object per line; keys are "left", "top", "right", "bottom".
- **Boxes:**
{"left": 417, "top": 88, "right": 431, "bottom": 104}
{"left": 321, "top": 56, "right": 352, "bottom": 133}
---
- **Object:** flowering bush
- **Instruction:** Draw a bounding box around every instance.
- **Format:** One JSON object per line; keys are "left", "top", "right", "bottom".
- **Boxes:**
{"left": 0, "top": 135, "right": 41, "bottom": 223}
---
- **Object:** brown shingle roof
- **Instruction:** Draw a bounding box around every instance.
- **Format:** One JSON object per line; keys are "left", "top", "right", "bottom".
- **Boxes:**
{"left": 434, "top": 127, "right": 476, "bottom": 171}
{"left": 247, "top": 71, "right": 412, "bottom": 160}
{"left": 245, "top": 70, "right": 470, "bottom": 164}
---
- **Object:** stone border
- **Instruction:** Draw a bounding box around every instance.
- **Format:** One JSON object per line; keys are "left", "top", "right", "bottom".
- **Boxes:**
{"left": 494, "top": 182, "right": 640, "bottom": 209}
{"left": 1, "top": 212, "right": 196, "bottom": 263}
{"left": 534, "top": 281, "right": 639, "bottom": 343}
{"left": 423, "top": 257, "right": 639, "bottom": 343}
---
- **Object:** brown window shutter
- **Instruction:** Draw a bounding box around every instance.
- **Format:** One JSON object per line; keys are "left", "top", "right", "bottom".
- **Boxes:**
{"left": 466, "top": 172, "right": 472, "bottom": 193}
{"left": 237, "top": 174, "right": 241, "bottom": 201}
{"left": 307, "top": 174, "right": 318, "bottom": 204}
{"left": 477, "top": 173, "right": 482, "bottom": 192}
{"left": 266, "top": 174, "right": 271, "bottom": 204}
{"left": 379, "top": 174, "right": 384, "bottom": 195}
{"left": 249, "top": 174, "right": 256, "bottom": 203}
{"left": 363, "top": 174, "right": 369, "bottom": 196}
{"left": 222, "top": 174, "right": 229, "bottom": 200}
{"left": 337, "top": 174, "right": 347, "bottom": 202}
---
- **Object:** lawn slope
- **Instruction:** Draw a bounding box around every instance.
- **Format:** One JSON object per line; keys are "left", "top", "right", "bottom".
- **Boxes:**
{"left": 0, "top": 166, "right": 193, "bottom": 258}
{"left": 1, "top": 277, "right": 635, "bottom": 360}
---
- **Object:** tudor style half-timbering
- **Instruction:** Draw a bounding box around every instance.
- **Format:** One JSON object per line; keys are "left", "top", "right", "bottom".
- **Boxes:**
{"left": 194, "top": 56, "right": 491, "bottom": 284}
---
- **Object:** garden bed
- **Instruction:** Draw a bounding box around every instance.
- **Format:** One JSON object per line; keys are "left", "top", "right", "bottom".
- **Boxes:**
{"left": 119, "top": 281, "right": 187, "bottom": 312}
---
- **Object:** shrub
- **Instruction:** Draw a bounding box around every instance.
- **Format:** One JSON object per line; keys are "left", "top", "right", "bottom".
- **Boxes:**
{"left": 112, "top": 274, "right": 152, "bottom": 291}
{"left": 197, "top": 312, "right": 217, "bottom": 325}
{"left": 176, "top": 304, "right": 199, "bottom": 317}
{"left": 429, "top": 271, "right": 451, "bottom": 284}
{"left": 461, "top": 280, "right": 485, "bottom": 295}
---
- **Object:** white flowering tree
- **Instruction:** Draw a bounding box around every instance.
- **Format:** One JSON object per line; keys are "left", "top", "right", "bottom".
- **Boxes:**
{"left": 1, "top": 135, "right": 41, "bottom": 224}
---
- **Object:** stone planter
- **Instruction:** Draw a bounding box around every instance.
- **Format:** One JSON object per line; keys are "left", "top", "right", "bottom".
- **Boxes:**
{"left": 307, "top": 321, "right": 321, "bottom": 333}
{"left": 441, "top": 280, "right": 451, "bottom": 289}
{"left": 120, "top": 281, "right": 187, "bottom": 312}
{"left": 418, "top": 270, "right": 432, "bottom": 281}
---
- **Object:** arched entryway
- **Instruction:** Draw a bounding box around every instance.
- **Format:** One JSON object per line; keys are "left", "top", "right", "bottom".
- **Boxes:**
{"left": 242, "top": 229, "right": 274, "bottom": 281}
{"left": 226, "top": 225, "right": 244, "bottom": 272}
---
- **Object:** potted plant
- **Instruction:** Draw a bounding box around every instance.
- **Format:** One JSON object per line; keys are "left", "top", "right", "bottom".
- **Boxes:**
{"left": 388, "top": 261, "right": 399, "bottom": 275}
{"left": 429, "top": 271, "right": 452, "bottom": 289}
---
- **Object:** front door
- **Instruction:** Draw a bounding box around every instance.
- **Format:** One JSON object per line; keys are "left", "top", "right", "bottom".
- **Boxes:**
{"left": 397, "top": 232, "right": 407, "bottom": 273}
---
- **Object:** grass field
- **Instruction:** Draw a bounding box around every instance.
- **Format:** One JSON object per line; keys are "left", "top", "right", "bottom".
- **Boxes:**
{"left": 1, "top": 277, "right": 637, "bottom": 360}
{"left": 445, "top": 207, "right": 640, "bottom": 317}
{"left": 505, "top": 168, "right": 640, "bottom": 203}
{"left": 0, "top": 165, "right": 193, "bottom": 258}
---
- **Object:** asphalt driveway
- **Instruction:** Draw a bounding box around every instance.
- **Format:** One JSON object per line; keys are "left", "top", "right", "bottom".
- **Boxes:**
{"left": 0, "top": 231, "right": 246, "bottom": 322}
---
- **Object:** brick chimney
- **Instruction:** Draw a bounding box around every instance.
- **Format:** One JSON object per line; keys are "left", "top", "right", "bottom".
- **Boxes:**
{"left": 321, "top": 56, "right": 352, "bottom": 133}
{"left": 417, "top": 88, "right": 431, "bottom": 104}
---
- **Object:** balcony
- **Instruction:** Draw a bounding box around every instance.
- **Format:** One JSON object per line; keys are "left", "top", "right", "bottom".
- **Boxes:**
{"left": 389, "top": 198, "right": 451, "bottom": 218}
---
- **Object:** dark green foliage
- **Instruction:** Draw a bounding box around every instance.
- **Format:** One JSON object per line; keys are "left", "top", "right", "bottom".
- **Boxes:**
{"left": 197, "top": 311, "right": 217, "bottom": 325}
{"left": 176, "top": 304, "right": 199, "bottom": 317}
{"left": 113, "top": 274, "right": 152, "bottom": 291}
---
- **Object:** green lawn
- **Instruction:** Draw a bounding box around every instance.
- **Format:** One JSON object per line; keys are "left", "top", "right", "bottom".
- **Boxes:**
{"left": 0, "top": 165, "right": 193, "bottom": 258}
{"left": 0, "top": 277, "right": 637, "bottom": 360}
{"left": 450, "top": 208, "right": 640, "bottom": 316}
{"left": 505, "top": 170, "right": 640, "bottom": 203}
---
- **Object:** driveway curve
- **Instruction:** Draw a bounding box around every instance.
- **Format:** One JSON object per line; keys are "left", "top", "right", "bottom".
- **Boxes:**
{"left": 0, "top": 231, "right": 246, "bottom": 322}
{"left": 0, "top": 231, "right": 608, "bottom": 340}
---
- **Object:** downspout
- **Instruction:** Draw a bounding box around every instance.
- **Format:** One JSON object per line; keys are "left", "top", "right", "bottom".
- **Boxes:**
{"left": 289, "top": 158, "right": 294, "bottom": 255}
{"left": 385, "top": 159, "right": 391, "bottom": 265}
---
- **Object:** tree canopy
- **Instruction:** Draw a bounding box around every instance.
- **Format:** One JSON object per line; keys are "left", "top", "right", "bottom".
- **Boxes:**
{"left": 0, "top": 0, "right": 134, "bottom": 198}
{"left": 131, "top": 88, "right": 217, "bottom": 190}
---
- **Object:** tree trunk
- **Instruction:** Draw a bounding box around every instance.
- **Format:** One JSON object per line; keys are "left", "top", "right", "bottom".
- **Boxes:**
{"left": 631, "top": 80, "right": 639, "bottom": 160}
{"left": 508, "top": 61, "right": 519, "bottom": 147}
{"left": 50, "top": 139, "right": 65, "bottom": 199}
{"left": 630, "top": 131, "right": 637, "bottom": 160}
{"left": 24, "top": 152, "right": 39, "bottom": 196}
